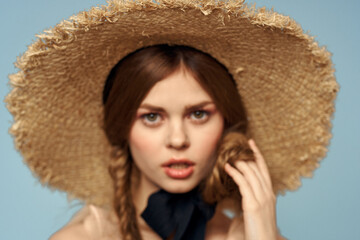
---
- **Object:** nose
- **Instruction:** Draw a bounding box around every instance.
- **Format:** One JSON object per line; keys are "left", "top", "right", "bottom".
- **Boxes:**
{"left": 165, "top": 120, "right": 190, "bottom": 150}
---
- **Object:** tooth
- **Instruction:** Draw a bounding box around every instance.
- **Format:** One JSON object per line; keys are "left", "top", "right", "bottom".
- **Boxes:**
{"left": 170, "top": 163, "right": 188, "bottom": 169}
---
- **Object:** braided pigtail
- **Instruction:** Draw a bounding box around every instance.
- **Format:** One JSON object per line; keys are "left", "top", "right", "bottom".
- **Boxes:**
{"left": 108, "top": 147, "right": 142, "bottom": 240}
{"left": 202, "top": 131, "right": 254, "bottom": 205}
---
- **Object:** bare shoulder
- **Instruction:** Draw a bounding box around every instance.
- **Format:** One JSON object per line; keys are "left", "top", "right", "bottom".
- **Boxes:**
{"left": 49, "top": 223, "right": 91, "bottom": 240}
{"left": 226, "top": 215, "right": 245, "bottom": 240}
{"left": 226, "top": 216, "right": 287, "bottom": 240}
{"left": 278, "top": 234, "right": 288, "bottom": 240}
{"left": 205, "top": 199, "right": 241, "bottom": 240}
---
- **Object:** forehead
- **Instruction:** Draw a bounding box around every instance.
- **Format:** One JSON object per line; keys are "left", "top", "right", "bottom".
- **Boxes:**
{"left": 141, "top": 69, "right": 213, "bottom": 106}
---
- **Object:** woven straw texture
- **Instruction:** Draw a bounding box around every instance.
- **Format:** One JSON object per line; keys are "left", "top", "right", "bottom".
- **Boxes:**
{"left": 5, "top": 0, "right": 338, "bottom": 206}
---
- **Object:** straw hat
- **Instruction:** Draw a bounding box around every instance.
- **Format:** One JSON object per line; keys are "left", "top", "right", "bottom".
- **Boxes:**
{"left": 5, "top": 0, "right": 338, "bottom": 207}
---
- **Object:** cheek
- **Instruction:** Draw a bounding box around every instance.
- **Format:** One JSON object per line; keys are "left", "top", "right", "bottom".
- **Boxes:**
{"left": 128, "top": 124, "right": 161, "bottom": 161}
{"left": 195, "top": 133, "right": 221, "bottom": 154}
{"left": 191, "top": 117, "right": 224, "bottom": 161}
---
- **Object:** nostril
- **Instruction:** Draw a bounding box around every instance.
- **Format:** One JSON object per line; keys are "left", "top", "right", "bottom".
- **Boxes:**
{"left": 166, "top": 134, "right": 190, "bottom": 149}
{"left": 167, "top": 139, "right": 190, "bottom": 149}
{"left": 165, "top": 125, "right": 189, "bottom": 148}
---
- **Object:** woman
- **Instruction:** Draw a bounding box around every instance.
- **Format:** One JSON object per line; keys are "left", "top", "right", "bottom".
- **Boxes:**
{"left": 102, "top": 44, "right": 279, "bottom": 239}
{"left": 50, "top": 44, "right": 280, "bottom": 239}
{"left": 5, "top": 0, "right": 338, "bottom": 240}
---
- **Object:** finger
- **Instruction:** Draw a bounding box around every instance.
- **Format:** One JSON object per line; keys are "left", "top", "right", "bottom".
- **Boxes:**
{"left": 248, "top": 139, "right": 272, "bottom": 188}
{"left": 233, "top": 160, "right": 266, "bottom": 201}
{"left": 247, "top": 161, "right": 273, "bottom": 196}
{"left": 224, "top": 163, "right": 257, "bottom": 203}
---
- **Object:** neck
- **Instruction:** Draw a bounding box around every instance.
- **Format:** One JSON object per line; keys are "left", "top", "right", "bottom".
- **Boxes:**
{"left": 131, "top": 170, "right": 161, "bottom": 232}
{"left": 132, "top": 175, "right": 160, "bottom": 212}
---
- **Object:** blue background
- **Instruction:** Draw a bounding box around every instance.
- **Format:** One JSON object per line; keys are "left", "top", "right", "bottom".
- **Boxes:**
{"left": 1, "top": 0, "right": 359, "bottom": 239}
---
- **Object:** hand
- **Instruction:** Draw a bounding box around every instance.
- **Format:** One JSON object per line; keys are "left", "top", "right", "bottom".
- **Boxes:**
{"left": 224, "top": 139, "right": 278, "bottom": 240}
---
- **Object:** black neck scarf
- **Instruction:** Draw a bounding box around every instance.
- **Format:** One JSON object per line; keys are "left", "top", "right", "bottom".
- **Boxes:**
{"left": 141, "top": 188, "right": 216, "bottom": 240}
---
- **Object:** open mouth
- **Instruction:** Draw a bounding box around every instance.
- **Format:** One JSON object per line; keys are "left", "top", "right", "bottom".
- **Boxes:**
{"left": 168, "top": 163, "right": 191, "bottom": 169}
{"left": 162, "top": 159, "right": 195, "bottom": 179}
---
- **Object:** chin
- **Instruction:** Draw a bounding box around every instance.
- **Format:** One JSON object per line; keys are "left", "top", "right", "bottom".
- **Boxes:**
{"left": 161, "top": 180, "right": 199, "bottom": 194}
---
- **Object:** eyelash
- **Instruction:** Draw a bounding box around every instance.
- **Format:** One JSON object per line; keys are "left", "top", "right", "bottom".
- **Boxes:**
{"left": 140, "top": 110, "right": 210, "bottom": 127}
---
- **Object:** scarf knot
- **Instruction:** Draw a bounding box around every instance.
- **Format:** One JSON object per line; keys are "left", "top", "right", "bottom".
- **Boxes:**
{"left": 141, "top": 188, "right": 216, "bottom": 240}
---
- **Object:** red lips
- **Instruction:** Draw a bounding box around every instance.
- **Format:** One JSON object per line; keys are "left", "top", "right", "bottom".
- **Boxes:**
{"left": 162, "top": 158, "right": 195, "bottom": 179}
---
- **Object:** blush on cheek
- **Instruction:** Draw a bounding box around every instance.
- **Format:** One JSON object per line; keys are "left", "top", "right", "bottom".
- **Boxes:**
{"left": 202, "top": 119, "right": 224, "bottom": 150}
{"left": 200, "top": 133, "right": 221, "bottom": 153}
{"left": 192, "top": 122, "right": 224, "bottom": 164}
{"left": 129, "top": 126, "right": 161, "bottom": 157}
{"left": 130, "top": 133, "right": 152, "bottom": 152}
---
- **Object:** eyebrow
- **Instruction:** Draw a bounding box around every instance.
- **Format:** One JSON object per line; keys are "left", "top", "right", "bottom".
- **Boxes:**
{"left": 138, "top": 101, "right": 215, "bottom": 113}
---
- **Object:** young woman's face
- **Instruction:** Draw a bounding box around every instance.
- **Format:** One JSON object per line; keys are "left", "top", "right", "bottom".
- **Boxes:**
{"left": 128, "top": 68, "right": 224, "bottom": 194}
